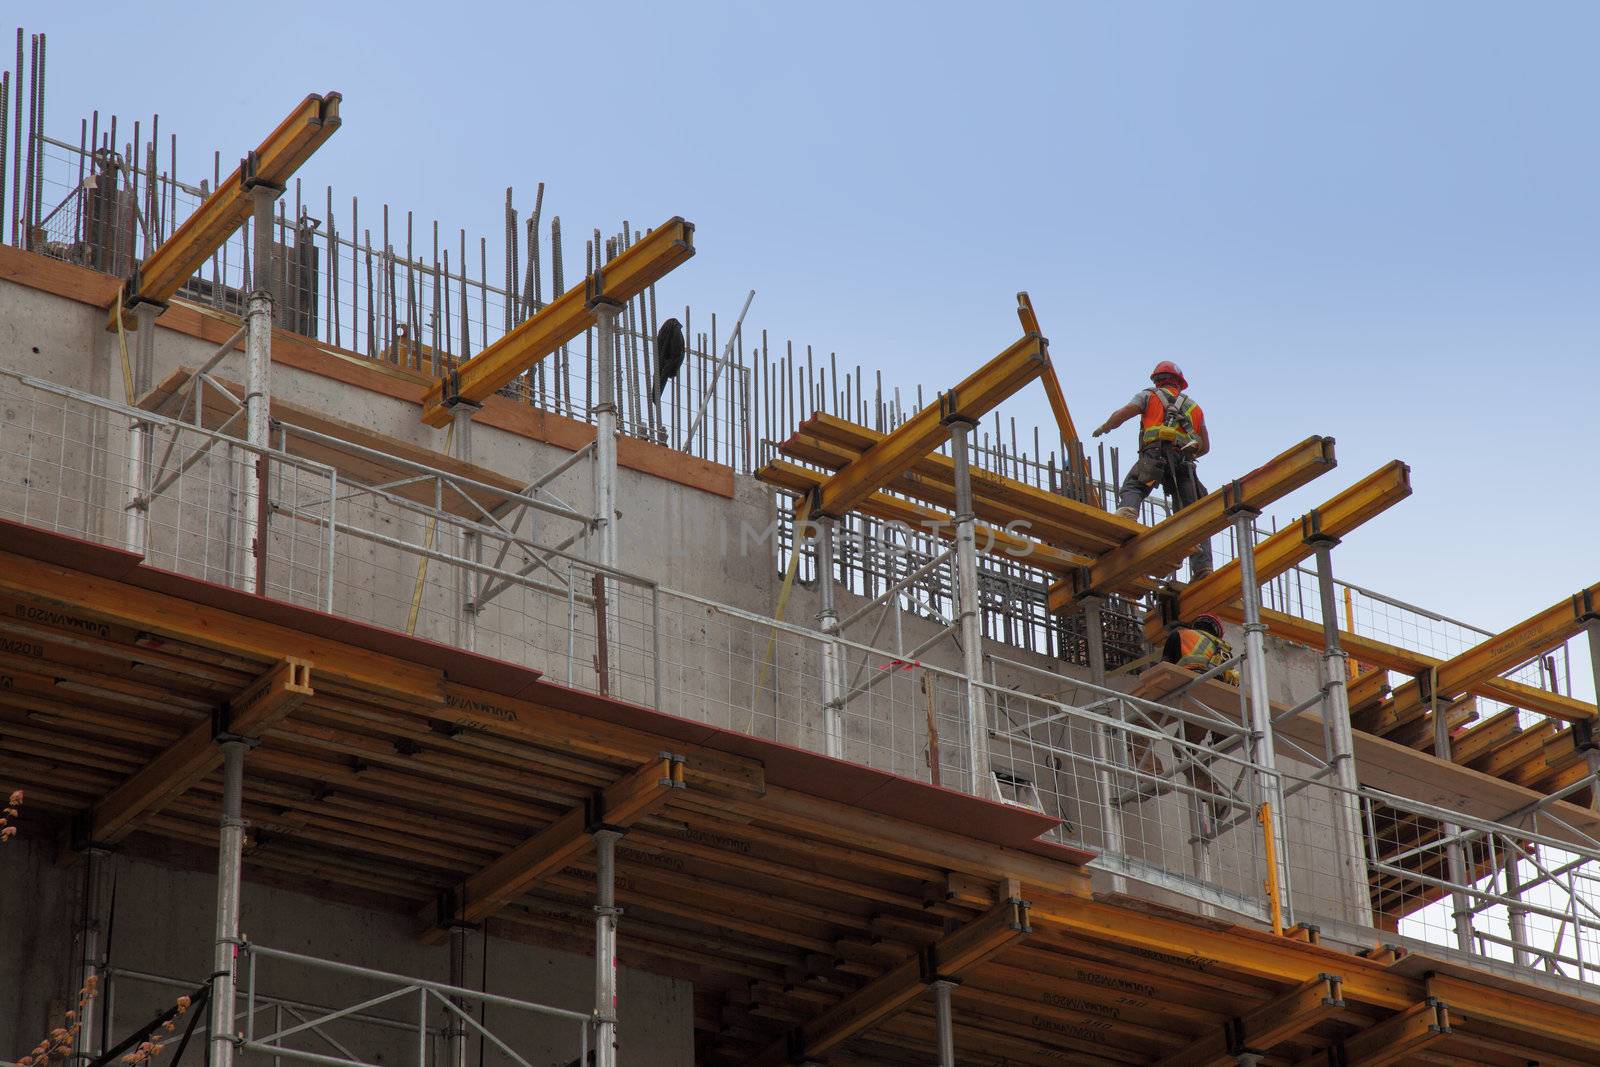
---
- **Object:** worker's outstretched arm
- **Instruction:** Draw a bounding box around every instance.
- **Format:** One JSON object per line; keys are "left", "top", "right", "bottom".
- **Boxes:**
{"left": 1092, "top": 402, "right": 1141, "bottom": 437}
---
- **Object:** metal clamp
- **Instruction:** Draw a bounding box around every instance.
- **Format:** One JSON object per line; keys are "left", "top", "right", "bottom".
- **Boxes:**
{"left": 1574, "top": 588, "right": 1599, "bottom": 624}
{"left": 1222, "top": 479, "right": 1259, "bottom": 517}
{"left": 1299, "top": 508, "right": 1341, "bottom": 547}
{"left": 238, "top": 151, "right": 286, "bottom": 194}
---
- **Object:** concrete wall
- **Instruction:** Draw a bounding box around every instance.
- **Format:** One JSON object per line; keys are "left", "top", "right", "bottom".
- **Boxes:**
{"left": 0, "top": 263, "right": 1374, "bottom": 1060}
{"left": 1, "top": 834, "right": 694, "bottom": 1066}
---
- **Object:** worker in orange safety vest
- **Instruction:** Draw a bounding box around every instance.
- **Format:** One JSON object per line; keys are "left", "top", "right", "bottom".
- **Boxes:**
{"left": 1162, "top": 613, "right": 1238, "bottom": 684}
{"left": 1091, "top": 360, "right": 1213, "bottom": 578}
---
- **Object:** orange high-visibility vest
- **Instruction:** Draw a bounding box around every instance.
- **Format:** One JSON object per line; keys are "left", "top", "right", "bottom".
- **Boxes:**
{"left": 1175, "top": 628, "right": 1229, "bottom": 673}
{"left": 1140, "top": 386, "right": 1200, "bottom": 447}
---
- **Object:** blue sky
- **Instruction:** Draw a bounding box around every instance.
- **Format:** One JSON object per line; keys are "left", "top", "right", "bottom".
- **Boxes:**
{"left": 29, "top": 2, "right": 1599, "bottom": 690}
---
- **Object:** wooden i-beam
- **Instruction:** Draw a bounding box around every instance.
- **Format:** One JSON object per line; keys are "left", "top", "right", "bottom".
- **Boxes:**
{"left": 85, "top": 658, "right": 313, "bottom": 844}
{"left": 774, "top": 412, "right": 1137, "bottom": 555}
{"left": 756, "top": 457, "right": 1097, "bottom": 577}
{"left": 809, "top": 334, "right": 1049, "bottom": 519}
{"left": 1298, "top": 998, "right": 1451, "bottom": 1067}
{"left": 1014, "top": 292, "right": 1093, "bottom": 491}
{"left": 748, "top": 897, "right": 1029, "bottom": 1066}
{"left": 1047, "top": 435, "right": 1338, "bottom": 614}
{"left": 1151, "top": 972, "right": 1345, "bottom": 1067}
{"left": 1372, "top": 581, "right": 1600, "bottom": 735}
{"left": 113, "top": 91, "right": 342, "bottom": 324}
{"left": 417, "top": 217, "right": 695, "bottom": 427}
{"left": 424, "top": 755, "right": 682, "bottom": 941}
{"left": 1141, "top": 461, "right": 1413, "bottom": 642}
{"left": 1219, "top": 604, "right": 1598, "bottom": 724}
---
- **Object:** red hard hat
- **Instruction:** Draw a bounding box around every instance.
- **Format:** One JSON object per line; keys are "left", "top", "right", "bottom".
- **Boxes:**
{"left": 1192, "top": 613, "right": 1224, "bottom": 637}
{"left": 1150, "top": 360, "right": 1187, "bottom": 390}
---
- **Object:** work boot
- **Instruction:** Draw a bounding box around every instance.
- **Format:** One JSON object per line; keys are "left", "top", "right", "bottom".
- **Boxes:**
{"left": 1115, "top": 505, "right": 1138, "bottom": 520}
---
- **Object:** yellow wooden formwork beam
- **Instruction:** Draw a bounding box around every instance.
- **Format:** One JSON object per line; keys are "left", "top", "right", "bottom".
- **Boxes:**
{"left": 1215, "top": 605, "right": 1597, "bottom": 724}
{"left": 783, "top": 412, "right": 1139, "bottom": 556}
{"left": 418, "top": 218, "right": 695, "bottom": 426}
{"left": 748, "top": 898, "right": 1030, "bottom": 1066}
{"left": 1312, "top": 999, "right": 1451, "bottom": 1067}
{"left": 117, "top": 92, "right": 341, "bottom": 322}
{"left": 1426, "top": 972, "right": 1600, "bottom": 1054}
{"left": 1015, "top": 292, "right": 1095, "bottom": 499}
{"left": 1141, "top": 461, "right": 1412, "bottom": 643}
{"left": 756, "top": 457, "right": 1095, "bottom": 576}
{"left": 87, "top": 658, "right": 313, "bottom": 844}
{"left": 427, "top": 756, "right": 678, "bottom": 940}
{"left": 1374, "top": 581, "right": 1600, "bottom": 733}
{"left": 811, "top": 335, "right": 1048, "bottom": 519}
{"left": 1150, "top": 973, "right": 1344, "bottom": 1067}
{"left": 1047, "top": 435, "right": 1338, "bottom": 615}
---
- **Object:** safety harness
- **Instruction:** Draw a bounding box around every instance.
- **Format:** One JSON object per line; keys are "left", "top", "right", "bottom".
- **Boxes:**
{"left": 1139, "top": 386, "right": 1198, "bottom": 447}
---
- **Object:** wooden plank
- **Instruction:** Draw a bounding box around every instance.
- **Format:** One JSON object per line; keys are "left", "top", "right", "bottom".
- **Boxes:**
{"left": 1321, "top": 999, "right": 1450, "bottom": 1067}
{"left": 1149, "top": 973, "right": 1344, "bottom": 1067}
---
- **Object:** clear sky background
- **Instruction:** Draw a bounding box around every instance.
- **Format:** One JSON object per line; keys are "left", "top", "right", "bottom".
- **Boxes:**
{"left": 27, "top": 3, "right": 1599, "bottom": 692}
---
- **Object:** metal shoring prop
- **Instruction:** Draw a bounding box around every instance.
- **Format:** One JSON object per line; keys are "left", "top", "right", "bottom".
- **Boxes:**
{"left": 210, "top": 734, "right": 255, "bottom": 1067}
{"left": 1234, "top": 505, "right": 1292, "bottom": 928}
{"left": 815, "top": 515, "right": 844, "bottom": 757}
{"left": 1312, "top": 535, "right": 1375, "bottom": 926}
{"left": 240, "top": 182, "right": 280, "bottom": 594}
{"left": 930, "top": 978, "right": 958, "bottom": 1067}
{"left": 448, "top": 399, "right": 481, "bottom": 652}
{"left": 948, "top": 421, "right": 995, "bottom": 799}
{"left": 591, "top": 827, "right": 624, "bottom": 1067}
{"left": 1428, "top": 665, "right": 1475, "bottom": 954}
{"left": 1082, "top": 593, "right": 1127, "bottom": 893}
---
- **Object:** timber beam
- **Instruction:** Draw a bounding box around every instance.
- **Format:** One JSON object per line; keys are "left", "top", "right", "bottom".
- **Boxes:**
{"left": 749, "top": 897, "right": 1030, "bottom": 1065}
{"left": 757, "top": 457, "right": 1096, "bottom": 577}
{"left": 419, "top": 217, "right": 695, "bottom": 426}
{"left": 1142, "top": 461, "right": 1413, "bottom": 642}
{"left": 1309, "top": 999, "right": 1451, "bottom": 1067}
{"left": 115, "top": 92, "right": 341, "bottom": 323}
{"left": 426, "top": 754, "right": 682, "bottom": 939}
{"left": 1150, "top": 972, "right": 1344, "bottom": 1067}
{"left": 810, "top": 335, "right": 1048, "bottom": 519}
{"left": 1426, "top": 972, "right": 1600, "bottom": 1053}
{"left": 1048, "top": 435, "right": 1338, "bottom": 614}
{"left": 1214, "top": 605, "right": 1598, "bottom": 725}
{"left": 1368, "top": 582, "right": 1600, "bottom": 735}
{"left": 85, "top": 658, "right": 313, "bottom": 844}
{"left": 780, "top": 412, "right": 1139, "bottom": 555}
{"left": 1015, "top": 292, "right": 1092, "bottom": 490}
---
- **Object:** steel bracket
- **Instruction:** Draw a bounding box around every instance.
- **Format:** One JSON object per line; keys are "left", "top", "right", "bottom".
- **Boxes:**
{"left": 1222, "top": 479, "right": 1260, "bottom": 517}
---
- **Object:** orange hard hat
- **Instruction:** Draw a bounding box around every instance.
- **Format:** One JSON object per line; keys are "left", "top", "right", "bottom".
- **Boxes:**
{"left": 1191, "top": 613, "right": 1223, "bottom": 637}
{"left": 1150, "top": 360, "right": 1187, "bottom": 389}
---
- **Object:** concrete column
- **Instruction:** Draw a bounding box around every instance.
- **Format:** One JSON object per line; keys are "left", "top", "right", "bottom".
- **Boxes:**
{"left": 1082, "top": 594, "right": 1125, "bottom": 893}
{"left": 1312, "top": 540, "right": 1374, "bottom": 927}
{"left": 1234, "top": 510, "right": 1290, "bottom": 922}
{"left": 592, "top": 828, "right": 623, "bottom": 1067}
{"left": 930, "top": 979, "right": 957, "bottom": 1067}
{"left": 948, "top": 422, "right": 994, "bottom": 799}
{"left": 210, "top": 739, "right": 250, "bottom": 1067}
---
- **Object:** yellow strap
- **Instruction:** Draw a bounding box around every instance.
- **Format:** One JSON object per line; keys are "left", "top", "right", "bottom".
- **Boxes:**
{"left": 406, "top": 421, "right": 456, "bottom": 635}
{"left": 757, "top": 493, "right": 812, "bottom": 688}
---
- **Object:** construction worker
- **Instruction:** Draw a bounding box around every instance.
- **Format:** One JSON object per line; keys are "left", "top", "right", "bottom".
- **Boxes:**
{"left": 1091, "top": 360, "right": 1213, "bottom": 578}
{"left": 1162, "top": 613, "right": 1238, "bottom": 684}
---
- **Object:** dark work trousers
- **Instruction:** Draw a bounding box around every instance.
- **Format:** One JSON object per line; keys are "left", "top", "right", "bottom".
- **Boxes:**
{"left": 1116, "top": 445, "right": 1214, "bottom": 578}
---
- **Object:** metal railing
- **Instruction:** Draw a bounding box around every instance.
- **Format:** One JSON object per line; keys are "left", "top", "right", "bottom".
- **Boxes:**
{"left": 3, "top": 367, "right": 1598, "bottom": 991}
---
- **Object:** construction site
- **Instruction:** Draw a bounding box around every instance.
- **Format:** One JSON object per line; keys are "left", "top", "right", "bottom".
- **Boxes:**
{"left": 4, "top": 22, "right": 1600, "bottom": 1067}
